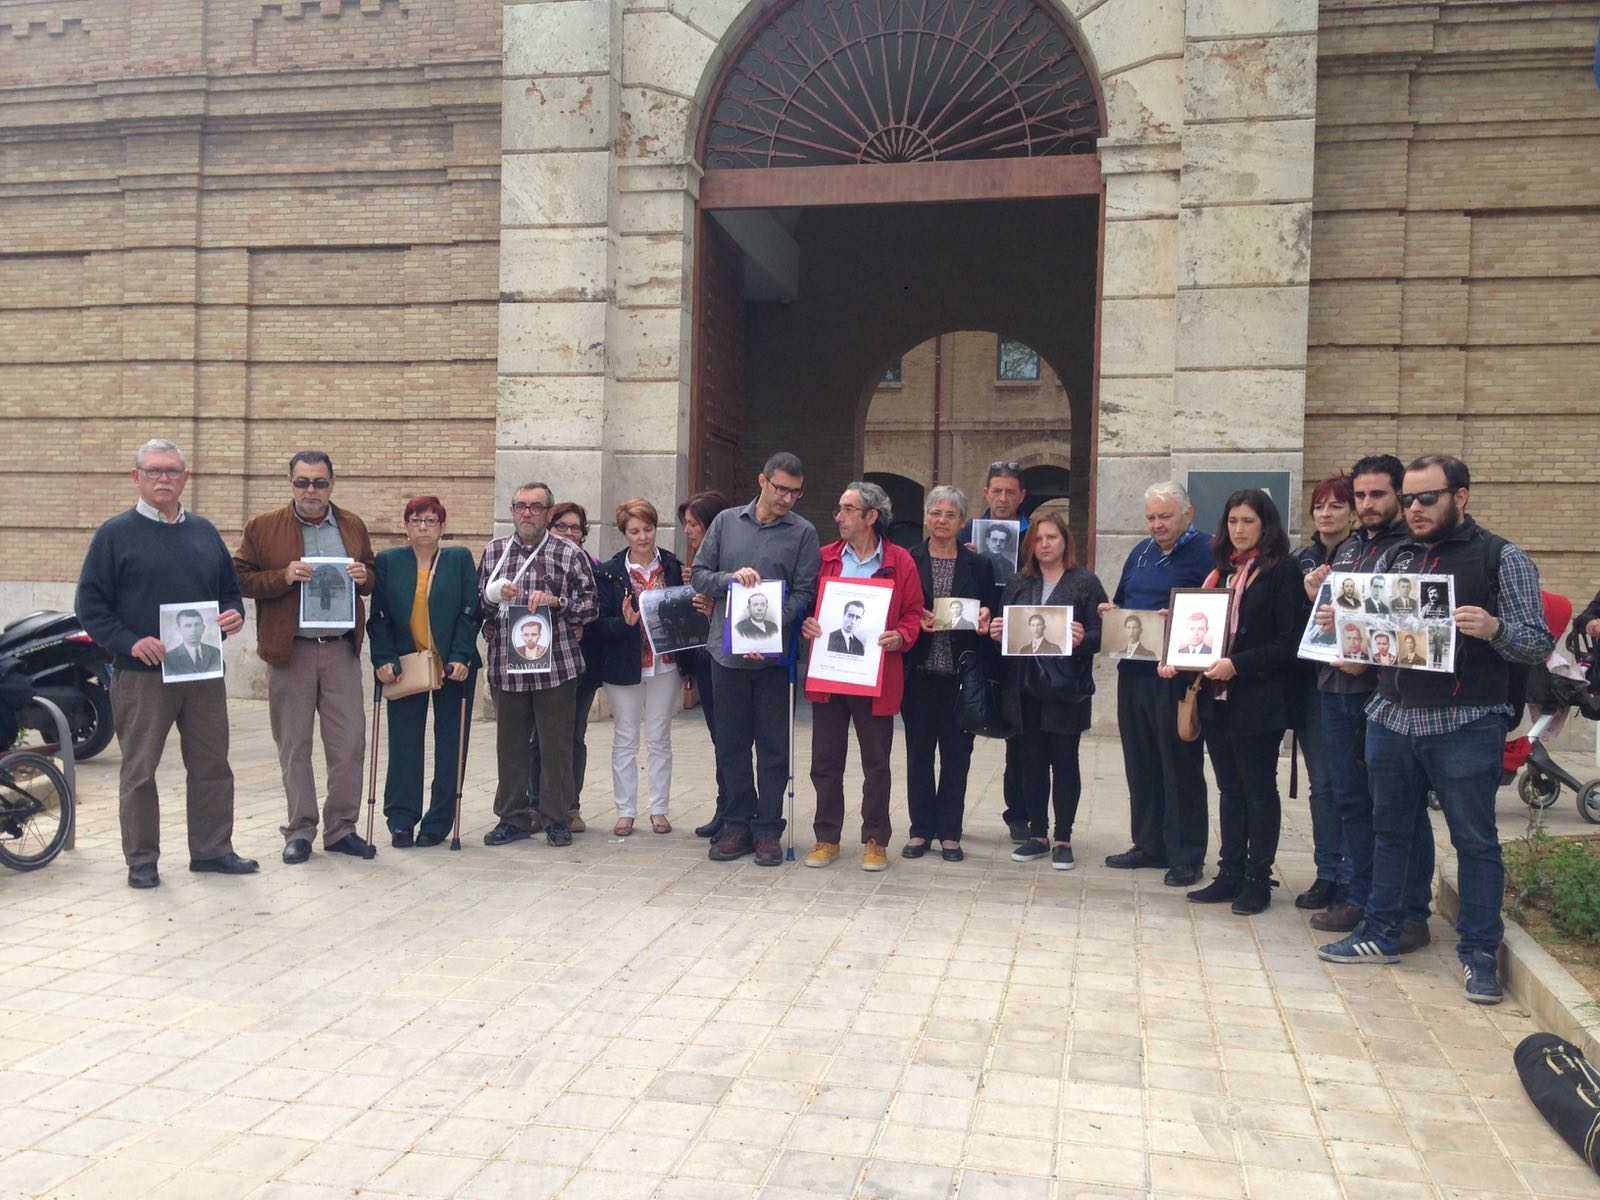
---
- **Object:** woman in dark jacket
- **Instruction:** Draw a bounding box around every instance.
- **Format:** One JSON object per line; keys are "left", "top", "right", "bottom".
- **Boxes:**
{"left": 547, "top": 502, "right": 606, "bottom": 830}
{"left": 368, "top": 496, "right": 481, "bottom": 847}
{"left": 1168, "top": 488, "right": 1307, "bottom": 914}
{"left": 989, "top": 510, "right": 1106, "bottom": 871}
{"left": 902, "top": 485, "right": 997, "bottom": 863}
{"left": 592, "top": 498, "right": 687, "bottom": 836}
{"left": 677, "top": 491, "right": 731, "bottom": 839}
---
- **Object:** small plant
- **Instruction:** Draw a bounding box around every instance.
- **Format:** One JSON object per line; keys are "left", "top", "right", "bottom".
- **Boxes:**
{"left": 1506, "top": 832, "right": 1600, "bottom": 945}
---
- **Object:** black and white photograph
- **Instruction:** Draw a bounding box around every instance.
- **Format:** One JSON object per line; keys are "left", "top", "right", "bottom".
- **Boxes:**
{"left": 1368, "top": 623, "right": 1399, "bottom": 666}
{"left": 1103, "top": 608, "right": 1164, "bottom": 660}
{"left": 1421, "top": 578, "right": 1451, "bottom": 620}
{"left": 1003, "top": 605, "right": 1073, "bottom": 658}
{"left": 1329, "top": 573, "right": 1456, "bottom": 673}
{"left": 299, "top": 556, "right": 356, "bottom": 630}
{"left": 1296, "top": 582, "right": 1341, "bottom": 664}
{"left": 1397, "top": 628, "right": 1429, "bottom": 667}
{"left": 1162, "top": 588, "right": 1232, "bottom": 670}
{"left": 160, "top": 601, "right": 225, "bottom": 683}
{"left": 971, "top": 518, "right": 1021, "bottom": 574}
{"left": 728, "top": 580, "right": 784, "bottom": 655}
{"left": 1334, "top": 575, "right": 1365, "bottom": 611}
{"left": 506, "top": 605, "right": 553, "bottom": 674}
{"left": 639, "top": 584, "right": 709, "bottom": 657}
{"left": 931, "top": 596, "right": 981, "bottom": 633}
{"left": 807, "top": 577, "right": 894, "bottom": 693}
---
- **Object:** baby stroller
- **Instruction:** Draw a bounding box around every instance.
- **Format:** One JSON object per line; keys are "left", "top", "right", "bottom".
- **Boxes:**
{"left": 1505, "top": 592, "right": 1600, "bottom": 823}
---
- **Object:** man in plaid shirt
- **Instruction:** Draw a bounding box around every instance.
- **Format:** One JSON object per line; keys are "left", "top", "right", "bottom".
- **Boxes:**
{"left": 478, "top": 482, "right": 598, "bottom": 847}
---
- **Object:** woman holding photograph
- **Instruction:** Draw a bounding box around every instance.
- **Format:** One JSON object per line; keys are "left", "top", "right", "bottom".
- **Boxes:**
{"left": 903, "top": 486, "right": 997, "bottom": 863}
{"left": 1162, "top": 489, "right": 1306, "bottom": 914}
{"left": 368, "top": 496, "right": 481, "bottom": 847}
{"left": 593, "top": 499, "right": 686, "bottom": 835}
{"left": 677, "top": 491, "right": 732, "bottom": 839}
{"left": 1289, "top": 475, "right": 1356, "bottom": 909}
{"left": 546, "top": 502, "right": 606, "bottom": 830}
{"left": 989, "top": 511, "right": 1106, "bottom": 870}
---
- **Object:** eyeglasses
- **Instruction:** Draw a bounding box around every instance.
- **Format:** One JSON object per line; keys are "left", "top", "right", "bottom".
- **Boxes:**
{"left": 139, "top": 467, "right": 184, "bottom": 480}
{"left": 291, "top": 478, "right": 332, "bottom": 491}
{"left": 989, "top": 461, "right": 1022, "bottom": 473}
{"left": 766, "top": 481, "right": 804, "bottom": 501}
{"left": 551, "top": 521, "right": 584, "bottom": 535}
{"left": 407, "top": 516, "right": 441, "bottom": 527}
{"left": 1399, "top": 490, "right": 1449, "bottom": 508}
{"left": 511, "top": 501, "right": 550, "bottom": 514}
{"left": 835, "top": 504, "right": 863, "bottom": 516}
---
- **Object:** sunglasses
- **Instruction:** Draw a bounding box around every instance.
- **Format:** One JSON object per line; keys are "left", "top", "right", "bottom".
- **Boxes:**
{"left": 1399, "top": 489, "right": 1451, "bottom": 508}
{"left": 291, "top": 478, "right": 332, "bottom": 491}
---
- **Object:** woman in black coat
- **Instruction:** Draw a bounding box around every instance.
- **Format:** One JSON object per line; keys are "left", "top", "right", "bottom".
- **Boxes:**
{"left": 989, "top": 510, "right": 1107, "bottom": 871}
{"left": 902, "top": 486, "right": 998, "bottom": 863}
{"left": 1166, "top": 488, "right": 1307, "bottom": 914}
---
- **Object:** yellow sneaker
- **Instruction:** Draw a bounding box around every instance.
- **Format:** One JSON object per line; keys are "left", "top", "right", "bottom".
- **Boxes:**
{"left": 804, "top": 842, "right": 839, "bottom": 868}
{"left": 862, "top": 839, "right": 888, "bottom": 872}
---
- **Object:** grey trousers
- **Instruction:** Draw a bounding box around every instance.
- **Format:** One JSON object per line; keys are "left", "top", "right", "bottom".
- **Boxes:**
{"left": 268, "top": 637, "right": 365, "bottom": 847}
{"left": 492, "top": 681, "right": 577, "bottom": 831}
{"left": 111, "top": 668, "right": 236, "bottom": 867}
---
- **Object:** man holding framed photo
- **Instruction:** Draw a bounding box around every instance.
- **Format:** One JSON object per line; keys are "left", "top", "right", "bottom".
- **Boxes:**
{"left": 233, "top": 449, "right": 378, "bottom": 865}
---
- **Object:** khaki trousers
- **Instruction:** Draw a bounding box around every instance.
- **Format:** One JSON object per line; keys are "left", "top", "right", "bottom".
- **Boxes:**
{"left": 111, "top": 668, "right": 236, "bottom": 867}
{"left": 268, "top": 637, "right": 366, "bottom": 846}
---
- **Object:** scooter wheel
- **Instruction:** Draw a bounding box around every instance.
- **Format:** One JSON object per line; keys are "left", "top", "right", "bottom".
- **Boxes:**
{"left": 1519, "top": 770, "right": 1561, "bottom": 811}
{"left": 1578, "top": 780, "right": 1600, "bottom": 826}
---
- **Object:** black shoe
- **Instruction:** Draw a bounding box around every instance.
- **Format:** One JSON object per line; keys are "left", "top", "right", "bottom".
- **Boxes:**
{"left": 282, "top": 838, "right": 312, "bottom": 865}
{"left": 694, "top": 818, "right": 724, "bottom": 839}
{"left": 1011, "top": 838, "right": 1049, "bottom": 863}
{"left": 190, "top": 852, "right": 259, "bottom": 875}
{"left": 1295, "top": 878, "right": 1337, "bottom": 910}
{"left": 1104, "top": 847, "right": 1167, "bottom": 870}
{"left": 941, "top": 845, "right": 964, "bottom": 863}
{"left": 391, "top": 829, "right": 415, "bottom": 849}
{"left": 546, "top": 823, "right": 572, "bottom": 848}
{"left": 416, "top": 830, "right": 445, "bottom": 848}
{"left": 1006, "top": 821, "right": 1030, "bottom": 844}
{"left": 1397, "top": 920, "right": 1431, "bottom": 954}
{"left": 128, "top": 863, "right": 160, "bottom": 889}
{"left": 327, "top": 833, "right": 376, "bottom": 859}
{"left": 1051, "top": 844, "right": 1075, "bottom": 871}
{"left": 753, "top": 837, "right": 783, "bottom": 867}
{"left": 484, "top": 822, "right": 531, "bottom": 846}
{"left": 1231, "top": 871, "right": 1274, "bottom": 915}
{"left": 1187, "top": 872, "right": 1240, "bottom": 904}
{"left": 1163, "top": 864, "right": 1202, "bottom": 887}
{"left": 1311, "top": 901, "right": 1363, "bottom": 932}
{"left": 1463, "top": 956, "right": 1503, "bottom": 1005}
{"left": 901, "top": 840, "right": 928, "bottom": 859}
{"left": 709, "top": 829, "right": 754, "bottom": 861}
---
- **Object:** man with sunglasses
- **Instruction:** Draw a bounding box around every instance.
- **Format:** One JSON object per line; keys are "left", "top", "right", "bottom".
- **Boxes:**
{"left": 692, "top": 451, "right": 821, "bottom": 866}
{"left": 1318, "top": 455, "right": 1553, "bottom": 1005}
{"left": 234, "top": 450, "right": 378, "bottom": 864}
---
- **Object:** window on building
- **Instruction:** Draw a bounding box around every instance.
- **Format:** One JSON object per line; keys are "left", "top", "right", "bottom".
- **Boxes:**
{"left": 880, "top": 358, "right": 903, "bottom": 384}
{"left": 996, "top": 338, "right": 1040, "bottom": 382}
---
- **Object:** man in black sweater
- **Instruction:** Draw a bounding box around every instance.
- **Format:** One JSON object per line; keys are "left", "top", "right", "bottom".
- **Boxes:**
{"left": 74, "top": 438, "right": 258, "bottom": 889}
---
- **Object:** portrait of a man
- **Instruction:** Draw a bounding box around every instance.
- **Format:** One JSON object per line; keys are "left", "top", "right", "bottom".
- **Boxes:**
{"left": 827, "top": 600, "right": 867, "bottom": 656}
{"left": 971, "top": 518, "right": 1020, "bottom": 573}
{"left": 736, "top": 590, "right": 779, "bottom": 640}
{"left": 1336, "top": 577, "right": 1362, "bottom": 610}
{"left": 1398, "top": 631, "right": 1426, "bottom": 667}
{"left": 1179, "top": 612, "right": 1213, "bottom": 657}
{"left": 1341, "top": 623, "right": 1369, "bottom": 663}
{"left": 1364, "top": 576, "right": 1390, "bottom": 615}
{"left": 1119, "top": 614, "right": 1155, "bottom": 659}
{"left": 1421, "top": 580, "right": 1450, "bottom": 620}
{"left": 164, "top": 607, "right": 222, "bottom": 676}
{"left": 1389, "top": 575, "right": 1418, "bottom": 617}
{"left": 1018, "top": 612, "right": 1062, "bottom": 655}
{"left": 943, "top": 600, "right": 977, "bottom": 632}
{"left": 1370, "top": 630, "right": 1397, "bottom": 666}
{"left": 512, "top": 615, "right": 549, "bottom": 663}
{"left": 1428, "top": 622, "right": 1452, "bottom": 667}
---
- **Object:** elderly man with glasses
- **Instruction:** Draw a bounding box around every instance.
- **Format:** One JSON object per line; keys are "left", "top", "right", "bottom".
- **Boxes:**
{"left": 477, "top": 482, "right": 599, "bottom": 847}
{"left": 76, "top": 438, "right": 256, "bottom": 889}
{"left": 234, "top": 450, "right": 379, "bottom": 864}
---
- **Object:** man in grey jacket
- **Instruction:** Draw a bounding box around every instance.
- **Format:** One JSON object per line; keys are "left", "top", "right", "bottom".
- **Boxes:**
{"left": 691, "top": 451, "right": 821, "bottom": 866}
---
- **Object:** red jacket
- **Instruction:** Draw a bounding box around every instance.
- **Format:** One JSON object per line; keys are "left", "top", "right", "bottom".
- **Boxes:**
{"left": 805, "top": 538, "right": 924, "bottom": 716}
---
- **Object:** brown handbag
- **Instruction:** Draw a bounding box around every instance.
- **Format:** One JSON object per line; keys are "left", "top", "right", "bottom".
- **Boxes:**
{"left": 1176, "top": 675, "right": 1204, "bottom": 742}
{"left": 383, "top": 649, "right": 443, "bottom": 700}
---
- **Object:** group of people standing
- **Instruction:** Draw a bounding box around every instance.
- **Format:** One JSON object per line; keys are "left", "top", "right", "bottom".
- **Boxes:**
{"left": 76, "top": 440, "right": 1548, "bottom": 1004}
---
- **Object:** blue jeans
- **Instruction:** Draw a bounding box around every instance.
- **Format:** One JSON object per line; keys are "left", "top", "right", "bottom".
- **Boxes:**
{"left": 1365, "top": 714, "right": 1508, "bottom": 961}
{"left": 1318, "top": 689, "right": 1432, "bottom": 917}
{"left": 1298, "top": 683, "right": 1340, "bottom": 881}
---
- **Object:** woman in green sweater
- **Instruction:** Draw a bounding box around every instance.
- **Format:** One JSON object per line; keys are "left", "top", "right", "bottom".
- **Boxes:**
{"left": 368, "top": 496, "right": 481, "bottom": 846}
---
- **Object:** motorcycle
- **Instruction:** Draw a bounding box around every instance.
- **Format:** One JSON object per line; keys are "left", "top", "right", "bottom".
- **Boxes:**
{"left": 0, "top": 611, "right": 114, "bottom": 760}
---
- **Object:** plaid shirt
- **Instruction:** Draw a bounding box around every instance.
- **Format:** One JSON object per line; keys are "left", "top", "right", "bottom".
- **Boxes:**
{"left": 1365, "top": 538, "right": 1551, "bottom": 737}
{"left": 477, "top": 532, "right": 598, "bottom": 692}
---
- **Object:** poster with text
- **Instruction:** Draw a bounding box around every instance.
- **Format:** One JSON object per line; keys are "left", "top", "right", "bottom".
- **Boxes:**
{"left": 806, "top": 577, "right": 894, "bottom": 696}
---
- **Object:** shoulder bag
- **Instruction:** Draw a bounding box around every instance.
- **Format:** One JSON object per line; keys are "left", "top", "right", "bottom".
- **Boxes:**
{"left": 1176, "top": 675, "right": 1204, "bottom": 742}
{"left": 957, "top": 649, "right": 1011, "bottom": 739}
{"left": 382, "top": 550, "right": 444, "bottom": 700}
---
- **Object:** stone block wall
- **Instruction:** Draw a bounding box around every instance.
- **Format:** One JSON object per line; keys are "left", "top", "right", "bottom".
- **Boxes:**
{"left": 1310, "top": 0, "right": 1600, "bottom": 600}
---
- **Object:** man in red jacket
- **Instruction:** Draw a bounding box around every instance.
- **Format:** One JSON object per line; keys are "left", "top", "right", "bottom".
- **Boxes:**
{"left": 801, "top": 481, "right": 923, "bottom": 871}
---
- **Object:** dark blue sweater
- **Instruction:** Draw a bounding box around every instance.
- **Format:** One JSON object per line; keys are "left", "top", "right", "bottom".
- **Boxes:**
{"left": 75, "top": 509, "right": 245, "bottom": 672}
{"left": 1111, "top": 527, "right": 1214, "bottom": 673}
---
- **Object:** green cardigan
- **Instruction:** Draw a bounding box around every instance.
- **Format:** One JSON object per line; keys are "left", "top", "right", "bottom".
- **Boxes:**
{"left": 368, "top": 544, "right": 482, "bottom": 674}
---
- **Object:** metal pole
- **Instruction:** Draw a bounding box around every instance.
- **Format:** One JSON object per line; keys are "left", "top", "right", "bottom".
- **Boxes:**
{"left": 364, "top": 678, "right": 382, "bottom": 849}
{"left": 34, "top": 697, "right": 76, "bottom": 851}
{"left": 450, "top": 668, "right": 476, "bottom": 851}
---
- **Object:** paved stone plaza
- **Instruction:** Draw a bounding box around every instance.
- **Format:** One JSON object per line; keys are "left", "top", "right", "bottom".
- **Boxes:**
{"left": 2, "top": 701, "right": 1597, "bottom": 1199}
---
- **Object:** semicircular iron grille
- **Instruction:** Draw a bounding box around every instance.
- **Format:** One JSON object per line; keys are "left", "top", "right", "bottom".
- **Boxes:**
{"left": 704, "top": 0, "right": 1100, "bottom": 170}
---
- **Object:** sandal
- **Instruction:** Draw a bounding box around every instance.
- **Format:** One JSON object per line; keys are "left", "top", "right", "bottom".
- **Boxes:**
{"left": 613, "top": 818, "right": 634, "bottom": 837}
{"left": 650, "top": 815, "right": 672, "bottom": 835}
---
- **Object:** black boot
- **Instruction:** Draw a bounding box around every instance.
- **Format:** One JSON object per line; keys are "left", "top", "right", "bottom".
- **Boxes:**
{"left": 1187, "top": 871, "right": 1240, "bottom": 904}
{"left": 1231, "top": 868, "right": 1275, "bottom": 916}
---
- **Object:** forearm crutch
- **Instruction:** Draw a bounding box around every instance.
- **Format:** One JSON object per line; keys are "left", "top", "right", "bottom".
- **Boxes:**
{"left": 785, "top": 638, "right": 797, "bottom": 862}
{"left": 364, "top": 676, "right": 383, "bottom": 848}
{"left": 449, "top": 667, "right": 477, "bottom": 851}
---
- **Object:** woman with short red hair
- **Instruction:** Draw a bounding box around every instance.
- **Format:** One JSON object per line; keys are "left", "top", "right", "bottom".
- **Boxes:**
{"left": 368, "top": 495, "right": 481, "bottom": 846}
{"left": 591, "top": 498, "right": 688, "bottom": 835}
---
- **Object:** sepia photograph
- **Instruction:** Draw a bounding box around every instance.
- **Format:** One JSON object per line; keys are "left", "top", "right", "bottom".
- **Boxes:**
{"left": 1003, "top": 605, "right": 1073, "bottom": 658}
{"left": 971, "top": 518, "right": 1021, "bottom": 574}
{"left": 506, "top": 605, "right": 553, "bottom": 674}
{"left": 1328, "top": 573, "right": 1456, "bottom": 673}
{"left": 640, "top": 584, "right": 709, "bottom": 657}
{"left": 1162, "top": 588, "right": 1232, "bottom": 671}
{"left": 728, "top": 579, "right": 784, "bottom": 655}
{"left": 1103, "top": 607, "right": 1164, "bottom": 660}
{"left": 160, "top": 601, "right": 225, "bottom": 683}
{"left": 299, "top": 556, "right": 356, "bottom": 630}
{"left": 807, "top": 577, "right": 894, "bottom": 695}
{"left": 931, "top": 596, "right": 982, "bottom": 633}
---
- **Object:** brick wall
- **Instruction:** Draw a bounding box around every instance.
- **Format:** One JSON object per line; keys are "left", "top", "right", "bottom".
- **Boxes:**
{"left": 0, "top": 0, "right": 502, "bottom": 582}
{"left": 1310, "top": 0, "right": 1600, "bottom": 602}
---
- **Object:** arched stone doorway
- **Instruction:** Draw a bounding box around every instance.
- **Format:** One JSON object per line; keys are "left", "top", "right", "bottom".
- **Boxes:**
{"left": 688, "top": 0, "right": 1105, "bottom": 556}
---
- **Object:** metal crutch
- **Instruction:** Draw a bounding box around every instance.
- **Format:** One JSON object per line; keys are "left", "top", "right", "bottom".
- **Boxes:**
{"left": 363, "top": 676, "right": 383, "bottom": 852}
{"left": 785, "top": 635, "right": 798, "bottom": 862}
{"left": 449, "top": 667, "right": 478, "bottom": 851}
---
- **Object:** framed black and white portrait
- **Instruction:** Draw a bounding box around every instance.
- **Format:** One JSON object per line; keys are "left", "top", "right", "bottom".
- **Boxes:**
{"left": 807, "top": 577, "right": 893, "bottom": 695}
{"left": 728, "top": 580, "right": 784, "bottom": 655}
{"left": 506, "top": 605, "right": 553, "bottom": 674}
{"left": 640, "top": 584, "right": 709, "bottom": 657}
{"left": 971, "top": 518, "right": 1020, "bottom": 574}
{"left": 1162, "top": 589, "right": 1232, "bottom": 671}
{"left": 300, "top": 556, "right": 356, "bottom": 630}
{"left": 160, "top": 601, "right": 225, "bottom": 683}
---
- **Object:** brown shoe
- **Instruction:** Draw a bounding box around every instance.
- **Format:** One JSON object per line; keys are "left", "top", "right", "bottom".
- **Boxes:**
{"left": 567, "top": 814, "right": 586, "bottom": 833}
{"left": 1310, "top": 901, "right": 1362, "bottom": 932}
{"left": 709, "top": 829, "right": 754, "bottom": 861}
{"left": 1396, "top": 919, "right": 1431, "bottom": 954}
{"left": 753, "top": 837, "right": 783, "bottom": 866}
